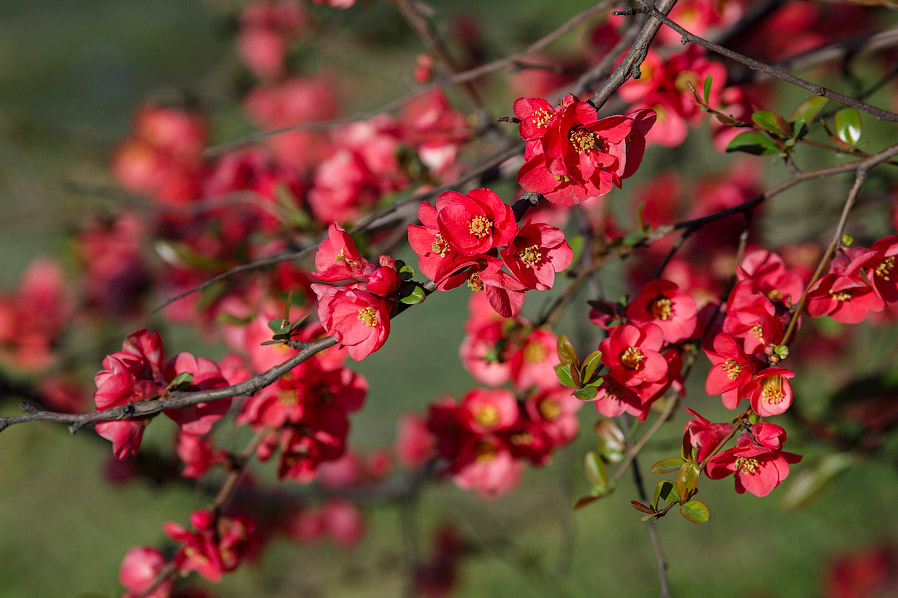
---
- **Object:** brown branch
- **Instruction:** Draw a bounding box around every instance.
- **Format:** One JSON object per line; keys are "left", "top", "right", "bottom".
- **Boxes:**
{"left": 0, "top": 337, "right": 337, "bottom": 434}
{"left": 590, "top": 0, "right": 680, "bottom": 110}
{"left": 782, "top": 142, "right": 898, "bottom": 345}
{"left": 631, "top": 7, "right": 898, "bottom": 122}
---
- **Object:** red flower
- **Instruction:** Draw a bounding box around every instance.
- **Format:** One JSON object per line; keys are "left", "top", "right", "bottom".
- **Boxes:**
{"left": 706, "top": 422, "right": 801, "bottom": 497}
{"left": 742, "top": 366, "right": 795, "bottom": 417}
{"left": 434, "top": 188, "right": 516, "bottom": 256}
{"left": 704, "top": 333, "right": 755, "bottom": 410}
{"left": 311, "top": 223, "right": 376, "bottom": 282}
{"left": 500, "top": 221, "right": 573, "bottom": 291}
{"left": 683, "top": 409, "right": 734, "bottom": 464}
{"left": 627, "top": 279, "right": 697, "bottom": 343}
{"left": 312, "top": 284, "right": 391, "bottom": 361}
{"left": 119, "top": 546, "right": 171, "bottom": 598}
{"left": 599, "top": 323, "right": 668, "bottom": 388}
{"left": 459, "top": 388, "right": 519, "bottom": 435}
{"left": 163, "top": 353, "right": 231, "bottom": 436}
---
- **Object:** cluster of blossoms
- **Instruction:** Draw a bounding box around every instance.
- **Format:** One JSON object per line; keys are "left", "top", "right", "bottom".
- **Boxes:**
{"left": 93, "top": 329, "right": 233, "bottom": 459}
{"left": 513, "top": 94, "right": 655, "bottom": 205}
{"left": 309, "top": 223, "right": 401, "bottom": 361}
{"left": 394, "top": 295, "right": 581, "bottom": 497}
{"left": 409, "top": 188, "right": 573, "bottom": 317}
{"left": 586, "top": 279, "right": 696, "bottom": 421}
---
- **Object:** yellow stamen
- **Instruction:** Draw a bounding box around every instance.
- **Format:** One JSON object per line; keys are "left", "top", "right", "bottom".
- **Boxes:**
{"left": 473, "top": 405, "right": 500, "bottom": 428}
{"left": 538, "top": 399, "right": 562, "bottom": 421}
{"left": 761, "top": 375, "right": 785, "bottom": 405}
{"left": 650, "top": 297, "right": 673, "bottom": 321}
{"left": 875, "top": 256, "right": 895, "bottom": 281}
{"left": 519, "top": 244, "right": 542, "bottom": 268}
{"left": 467, "top": 272, "right": 483, "bottom": 292}
{"left": 523, "top": 340, "right": 547, "bottom": 364}
{"left": 431, "top": 233, "right": 449, "bottom": 257}
{"left": 569, "top": 128, "right": 597, "bottom": 154}
{"left": 468, "top": 215, "right": 493, "bottom": 239}
{"left": 620, "top": 347, "right": 645, "bottom": 370}
{"left": 357, "top": 307, "right": 378, "bottom": 327}
{"left": 721, "top": 359, "right": 742, "bottom": 381}
{"left": 735, "top": 456, "right": 760, "bottom": 475}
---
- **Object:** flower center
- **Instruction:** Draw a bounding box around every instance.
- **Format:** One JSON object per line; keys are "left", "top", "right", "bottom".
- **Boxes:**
{"left": 749, "top": 324, "right": 764, "bottom": 341}
{"left": 475, "top": 440, "right": 497, "bottom": 462}
{"left": 468, "top": 215, "right": 493, "bottom": 239}
{"left": 875, "top": 256, "right": 895, "bottom": 281}
{"left": 431, "top": 233, "right": 449, "bottom": 257}
{"left": 761, "top": 375, "right": 784, "bottom": 404}
{"left": 511, "top": 431, "right": 533, "bottom": 446}
{"left": 334, "top": 249, "right": 345, "bottom": 261}
{"left": 721, "top": 359, "right": 742, "bottom": 381}
{"left": 519, "top": 244, "right": 542, "bottom": 268}
{"left": 357, "top": 307, "right": 378, "bottom": 327}
{"left": 620, "top": 347, "right": 645, "bottom": 370}
{"left": 569, "top": 128, "right": 597, "bottom": 154}
{"left": 538, "top": 399, "right": 561, "bottom": 421}
{"left": 531, "top": 109, "right": 554, "bottom": 130}
{"left": 467, "top": 272, "right": 483, "bottom": 292}
{"left": 278, "top": 390, "right": 299, "bottom": 406}
{"left": 523, "top": 340, "right": 547, "bottom": 363}
{"left": 650, "top": 297, "right": 673, "bottom": 321}
{"left": 674, "top": 70, "right": 700, "bottom": 94}
{"left": 829, "top": 289, "right": 852, "bottom": 301}
{"left": 768, "top": 289, "right": 783, "bottom": 301}
{"left": 735, "top": 456, "right": 760, "bottom": 475}
{"left": 473, "top": 404, "right": 500, "bottom": 428}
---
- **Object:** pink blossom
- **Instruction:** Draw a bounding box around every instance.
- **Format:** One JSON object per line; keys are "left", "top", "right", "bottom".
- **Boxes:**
{"left": 312, "top": 285, "right": 391, "bottom": 361}
{"left": 120, "top": 546, "right": 172, "bottom": 598}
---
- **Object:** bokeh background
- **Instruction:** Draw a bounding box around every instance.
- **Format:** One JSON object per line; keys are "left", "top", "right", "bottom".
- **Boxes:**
{"left": 2, "top": 1, "right": 898, "bottom": 597}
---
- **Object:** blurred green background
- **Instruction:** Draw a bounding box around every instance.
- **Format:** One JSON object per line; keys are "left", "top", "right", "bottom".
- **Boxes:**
{"left": 2, "top": 1, "right": 898, "bottom": 597}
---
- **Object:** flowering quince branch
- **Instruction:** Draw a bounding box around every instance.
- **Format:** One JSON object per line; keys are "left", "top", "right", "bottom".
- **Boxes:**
{"left": 623, "top": 6, "right": 898, "bottom": 122}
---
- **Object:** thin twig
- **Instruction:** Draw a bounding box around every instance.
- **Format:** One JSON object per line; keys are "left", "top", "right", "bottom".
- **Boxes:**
{"left": 631, "top": 7, "right": 898, "bottom": 122}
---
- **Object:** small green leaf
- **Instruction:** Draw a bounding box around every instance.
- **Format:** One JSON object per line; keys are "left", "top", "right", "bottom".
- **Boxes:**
{"left": 585, "top": 451, "right": 607, "bottom": 490}
{"left": 651, "top": 457, "right": 686, "bottom": 475}
{"left": 399, "top": 282, "right": 426, "bottom": 305}
{"left": 834, "top": 108, "right": 862, "bottom": 146}
{"left": 554, "top": 363, "right": 577, "bottom": 388}
{"left": 165, "top": 371, "right": 194, "bottom": 392}
{"left": 581, "top": 349, "right": 603, "bottom": 384}
{"left": 269, "top": 318, "right": 288, "bottom": 334}
{"left": 556, "top": 334, "right": 579, "bottom": 367}
{"left": 773, "top": 344, "right": 790, "bottom": 360}
{"left": 585, "top": 376, "right": 604, "bottom": 388}
{"left": 790, "top": 95, "right": 828, "bottom": 124}
{"left": 657, "top": 480, "right": 680, "bottom": 504}
{"left": 399, "top": 264, "right": 416, "bottom": 281}
{"left": 676, "top": 461, "right": 701, "bottom": 499}
{"left": 630, "top": 500, "right": 655, "bottom": 515}
{"left": 573, "top": 386, "right": 598, "bottom": 400}
{"left": 725, "top": 131, "right": 780, "bottom": 156}
{"left": 594, "top": 419, "right": 626, "bottom": 463}
{"left": 260, "top": 340, "right": 283, "bottom": 345}
{"left": 703, "top": 75, "right": 713, "bottom": 104}
{"left": 752, "top": 111, "right": 789, "bottom": 136}
{"left": 622, "top": 232, "right": 645, "bottom": 246}
{"left": 842, "top": 233, "right": 854, "bottom": 246}
{"left": 679, "top": 499, "right": 710, "bottom": 523}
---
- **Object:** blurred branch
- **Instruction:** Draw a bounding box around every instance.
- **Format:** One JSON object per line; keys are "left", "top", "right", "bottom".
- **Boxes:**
{"left": 205, "top": 1, "right": 612, "bottom": 157}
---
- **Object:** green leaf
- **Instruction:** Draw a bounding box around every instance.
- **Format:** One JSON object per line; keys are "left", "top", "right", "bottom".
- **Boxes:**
{"left": 594, "top": 419, "right": 626, "bottom": 464}
{"left": 398, "top": 264, "right": 416, "bottom": 281}
{"left": 556, "top": 334, "right": 578, "bottom": 367}
{"left": 773, "top": 344, "right": 790, "bottom": 360}
{"left": 573, "top": 386, "right": 598, "bottom": 400}
{"left": 268, "top": 318, "right": 288, "bottom": 334}
{"left": 676, "top": 461, "right": 701, "bottom": 499}
{"left": 780, "top": 453, "right": 856, "bottom": 511}
{"left": 790, "top": 95, "right": 828, "bottom": 124}
{"left": 554, "top": 363, "right": 577, "bottom": 388}
{"left": 725, "top": 131, "right": 780, "bottom": 156}
{"left": 622, "top": 232, "right": 645, "bottom": 247}
{"left": 703, "top": 75, "right": 713, "bottom": 104}
{"left": 752, "top": 111, "right": 789, "bottom": 136}
{"left": 842, "top": 233, "right": 854, "bottom": 247}
{"left": 679, "top": 499, "right": 710, "bottom": 523}
{"left": 581, "top": 349, "right": 603, "bottom": 384}
{"left": 834, "top": 108, "right": 862, "bottom": 146}
{"left": 260, "top": 340, "right": 283, "bottom": 345}
{"left": 568, "top": 363, "right": 582, "bottom": 388}
{"left": 399, "top": 285, "right": 424, "bottom": 306}
{"left": 656, "top": 480, "right": 680, "bottom": 505}
{"left": 630, "top": 500, "right": 655, "bottom": 515}
{"left": 585, "top": 451, "right": 607, "bottom": 490}
{"left": 584, "top": 376, "right": 604, "bottom": 388}
{"left": 165, "top": 371, "right": 194, "bottom": 392}
{"left": 651, "top": 458, "right": 686, "bottom": 475}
